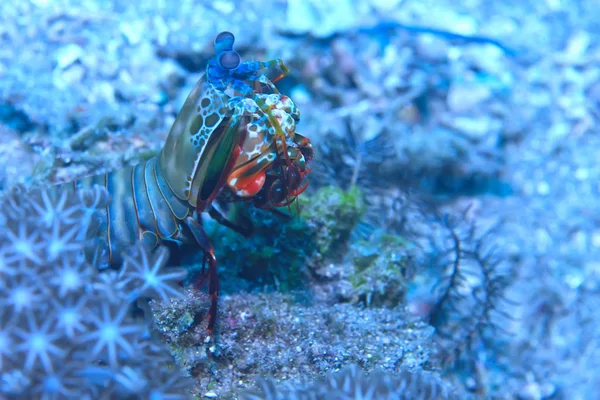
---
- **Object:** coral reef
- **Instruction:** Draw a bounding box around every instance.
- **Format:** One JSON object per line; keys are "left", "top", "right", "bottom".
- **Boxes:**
{"left": 240, "top": 364, "right": 459, "bottom": 400}
{"left": 421, "top": 209, "right": 515, "bottom": 368}
{"left": 0, "top": 186, "right": 193, "bottom": 399}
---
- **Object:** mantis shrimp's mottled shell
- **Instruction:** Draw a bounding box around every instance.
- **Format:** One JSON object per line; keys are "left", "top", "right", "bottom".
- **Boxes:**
{"left": 158, "top": 75, "right": 308, "bottom": 210}
{"left": 158, "top": 78, "right": 232, "bottom": 208}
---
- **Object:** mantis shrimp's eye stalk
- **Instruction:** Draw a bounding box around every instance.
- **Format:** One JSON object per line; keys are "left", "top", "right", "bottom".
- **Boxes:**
{"left": 218, "top": 51, "right": 241, "bottom": 70}
{"left": 214, "top": 31, "right": 235, "bottom": 53}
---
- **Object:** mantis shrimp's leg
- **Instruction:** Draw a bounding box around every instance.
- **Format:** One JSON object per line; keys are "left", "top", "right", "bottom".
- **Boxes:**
{"left": 208, "top": 206, "right": 253, "bottom": 238}
{"left": 185, "top": 216, "right": 219, "bottom": 334}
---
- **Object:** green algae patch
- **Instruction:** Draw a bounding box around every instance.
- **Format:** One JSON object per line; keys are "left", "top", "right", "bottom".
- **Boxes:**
{"left": 348, "top": 233, "right": 415, "bottom": 307}
{"left": 299, "top": 185, "right": 365, "bottom": 260}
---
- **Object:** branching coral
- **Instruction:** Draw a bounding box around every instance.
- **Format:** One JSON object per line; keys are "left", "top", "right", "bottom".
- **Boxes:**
{"left": 423, "top": 208, "right": 516, "bottom": 368}
{"left": 311, "top": 115, "right": 396, "bottom": 192}
{"left": 0, "top": 185, "right": 193, "bottom": 399}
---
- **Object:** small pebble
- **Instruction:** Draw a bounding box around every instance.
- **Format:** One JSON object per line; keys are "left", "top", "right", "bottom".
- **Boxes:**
{"left": 448, "top": 116, "right": 493, "bottom": 140}
{"left": 447, "top": 82, "right": 492, "bottom": 113}
{"left": 536, "top": 181, "right": 550, "bottom": 196}
{"left": 55, "top": 44, "right": 83, "bottom": 69}
{"left": 212, "top": 0, "right": 235, "bottom": 14}
{"left": 120, "top": 20, "right": 146, "bottom": 45}
{"left": 416, "top": 34, "right": 449, "bottom": 62}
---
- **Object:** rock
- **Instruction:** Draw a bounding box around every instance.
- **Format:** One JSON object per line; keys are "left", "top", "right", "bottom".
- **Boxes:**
{"left": 152, "top": 16, "right": 169, "bottom": 46}
{"left": 285, "top": 0, "right": 357, "bottom": 37}
{"left": 55, "top": 43, "right": 83, "bottom": 69}
{"left": 52, "top": 64, "right": 85, "bottom": 89}
{"left": 450, "top": 13, "right": 478, "bottom": 35}
{"left": 90, "top": 82, "right": 116, "bottom": 104}
{"left": 481, "top": 15, "right": 519, "bottom": 38}
{"left": 371, "top": 0, "right": 403, "bottom": 12}
{"left": 447, "top": 82, "right": 492, "bottom": 113}
{"left": 519, "top": 380, "right": 556, "bottom": 400}
{"left": 62, "top": 64, "right": 86, "bottom": 85}
{"left": 446, "top": 116, "right": 495, "bottom": 140}
{"left": 461, "top": 44, "right": 506, "bottom": 75}
{"left": 120, "top": 20, "right": 146, "bottom": 46}
{"left": 211, "top": 0, "right": 235, "bottom": 14}
{"left": 0, "top": 102, "right": 35, "bottom": 133}
{"left": 416, "top": 34, "right": 449, "bottom": 62}
{"left": 290, "top": 85, "right": 312, "bottom": 105}
{"left": 562, "top": 30, "right": 591, "bottom": 62}
{"left": 0, "top": 125, "right": 39, "bottom": 189}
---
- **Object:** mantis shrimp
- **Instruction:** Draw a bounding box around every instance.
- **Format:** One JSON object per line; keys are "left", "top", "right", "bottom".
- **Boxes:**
{"left": 54, "top": 32, "right": 313, "bottom": 332}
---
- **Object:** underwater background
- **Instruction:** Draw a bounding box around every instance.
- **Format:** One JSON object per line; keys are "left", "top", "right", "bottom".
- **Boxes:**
{"left": 0, "top": 0, "right": 598, "bottom": 399}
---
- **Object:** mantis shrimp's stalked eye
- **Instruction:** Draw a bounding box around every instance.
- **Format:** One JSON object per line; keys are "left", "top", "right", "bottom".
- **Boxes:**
{"left": 214, "top": 31, "right": 235, "bottom": 53}
{"left": 219, "top": 51, "right": 241, "bottom": 70}
{"left": 214, "top": 31, "right": 241, "bottom": 70}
